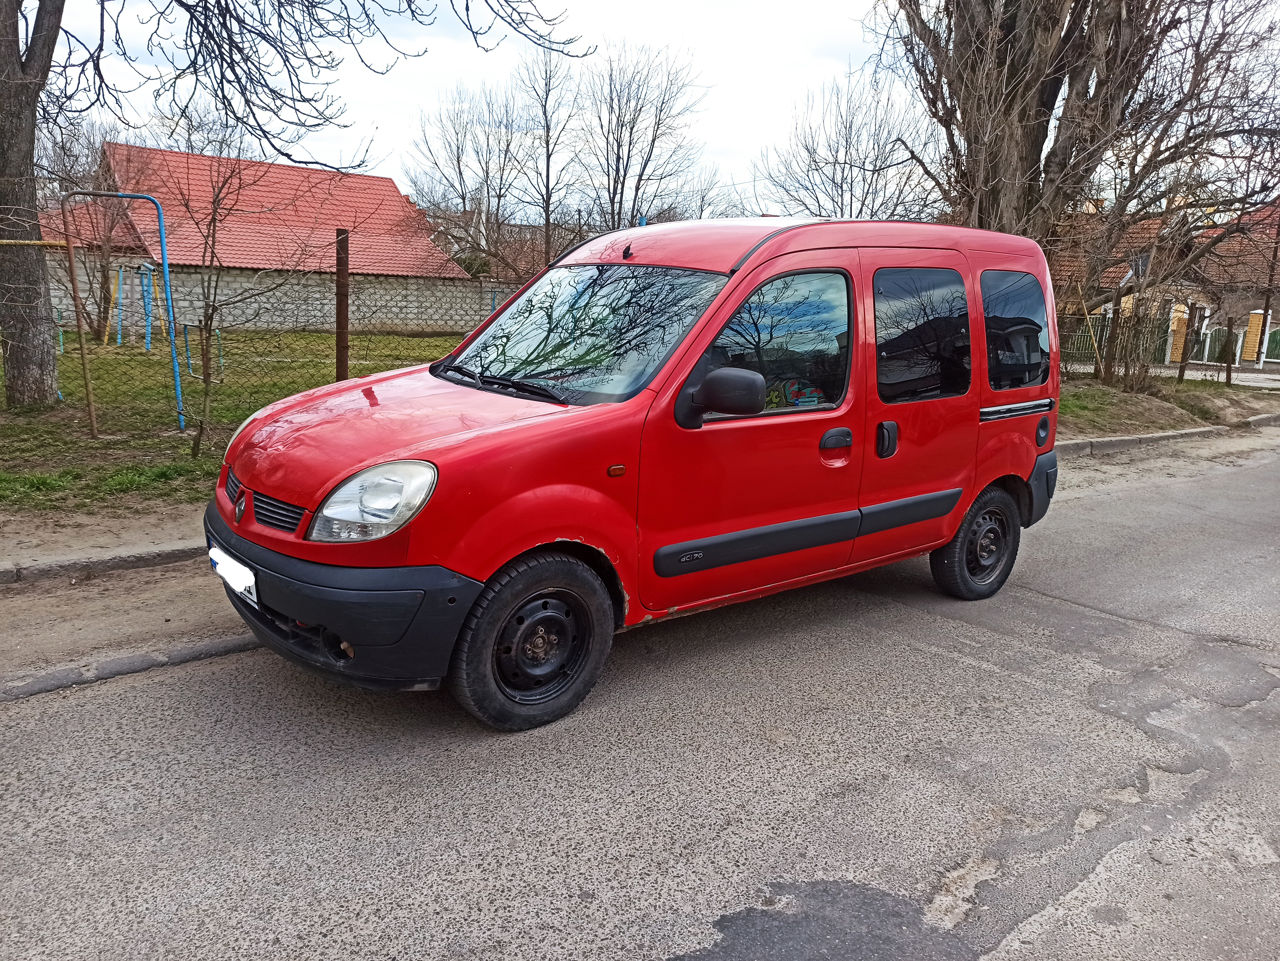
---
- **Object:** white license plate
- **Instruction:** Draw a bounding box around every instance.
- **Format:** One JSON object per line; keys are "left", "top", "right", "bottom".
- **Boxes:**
{"left": 209, "top": 546, "right": 259, "bottom": 608}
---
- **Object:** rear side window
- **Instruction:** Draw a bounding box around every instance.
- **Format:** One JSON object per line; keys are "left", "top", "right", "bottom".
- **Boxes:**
{"left": 701, "top": 271, "right": 851, "bottom": 413}
{"left": 873, "top": 267, "right": 971, "bottom": 403}
{"left": 981, "top": 270, "right": 1050, "bottom": 389}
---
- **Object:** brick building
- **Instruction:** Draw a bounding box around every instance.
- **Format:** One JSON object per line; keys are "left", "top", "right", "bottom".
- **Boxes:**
{"left": 41, "top": 143, "right": 517, "bottom": 336}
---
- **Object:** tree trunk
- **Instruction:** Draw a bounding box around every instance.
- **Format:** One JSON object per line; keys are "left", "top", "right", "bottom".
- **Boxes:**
{"left": 1100, "top": 287, "right": 1124, "bottom": 385}
{"left": 0, "top": 83, "right": 59, "bottom": 408}
{"left": 1177, "top": 304, "right": 1201, "bottom": 383}
{"left": 1223, "top": 315, "right": 1235, "bottom": 387}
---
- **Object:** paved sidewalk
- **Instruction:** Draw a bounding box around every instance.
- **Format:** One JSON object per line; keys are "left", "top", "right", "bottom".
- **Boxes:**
{"left": 1155, "top": 364, "right": 1280, "bottom": 390}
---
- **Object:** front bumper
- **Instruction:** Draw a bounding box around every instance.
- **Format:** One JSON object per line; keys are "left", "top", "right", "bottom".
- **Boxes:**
{"left": 204, "top": 502, "right": 483, "bottom": 691}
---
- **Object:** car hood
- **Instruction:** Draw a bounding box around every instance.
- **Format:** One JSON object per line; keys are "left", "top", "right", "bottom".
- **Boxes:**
{"left": 228, "top": 366, "right": 565, "bottom": 508}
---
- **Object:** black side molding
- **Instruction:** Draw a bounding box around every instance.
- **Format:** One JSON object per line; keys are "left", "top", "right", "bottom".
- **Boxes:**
{"left": 653, "top": 487, "right": 966, "bottom": 577}
{"left": 654, "top": 510, "right": 862, "bottom": 577}
{"left": 859, "top": 488, "right": 963, "bottom": 536}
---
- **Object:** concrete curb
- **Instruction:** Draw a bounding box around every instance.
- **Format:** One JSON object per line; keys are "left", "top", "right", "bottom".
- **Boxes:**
{"left": 1245, "top": 411, "right": 1280, "bottom": 427}
{"left": 1056, "top": 424, "right": 1229, "bottom": 457}
{"left": 0, "top": 543, "right": 207, "bottom": 586}
{"left": 0, "top": 635, "right": 261, "bottom": 703}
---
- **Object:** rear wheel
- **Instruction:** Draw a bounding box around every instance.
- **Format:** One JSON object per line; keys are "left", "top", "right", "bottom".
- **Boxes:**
{"left": 930, "top": 486, "right": 1021, "bottom": 600}
{"left": 448, "top": 552, "right": 614, "bottom": 731}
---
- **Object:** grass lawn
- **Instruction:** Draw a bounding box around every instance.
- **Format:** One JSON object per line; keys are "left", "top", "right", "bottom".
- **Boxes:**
{"left": 3, "top": 333, "right": 1277, "bottom": 512}
{"left": 0, "top": 329, "right": 461, "bottom": 510}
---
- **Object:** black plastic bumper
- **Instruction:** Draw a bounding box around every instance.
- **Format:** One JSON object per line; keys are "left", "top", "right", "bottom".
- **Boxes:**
{"left": 1027, "top": 449, "right": 1058, "bottom": 526}
{"left": 204, "top": 502, "right": 483, "bottom": 691}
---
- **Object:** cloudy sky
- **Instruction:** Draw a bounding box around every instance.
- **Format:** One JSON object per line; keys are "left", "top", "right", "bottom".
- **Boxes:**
{"left": 61, "top": 0, "right": 879, "bottom": 194}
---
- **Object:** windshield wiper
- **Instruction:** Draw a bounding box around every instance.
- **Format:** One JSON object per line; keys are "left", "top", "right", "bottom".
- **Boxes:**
{"left": 436, "top": 360, "right": 482, "bottom": 387}
{"left": 478, "top": 373, "right": 567, "bottom": 404}
{"left": 439, "top": 360, "right": 567, "bottom": 404}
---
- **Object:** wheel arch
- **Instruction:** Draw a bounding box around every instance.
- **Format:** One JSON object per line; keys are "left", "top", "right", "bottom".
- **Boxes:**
{"left": 990, "top": 473, "right": 1034, "bottom": 527}
{"left": 507, "top": 541, "right": 628, "bottom": 629}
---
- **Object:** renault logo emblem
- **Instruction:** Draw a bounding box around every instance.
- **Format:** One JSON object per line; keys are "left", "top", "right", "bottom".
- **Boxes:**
{"left": 235, "top": 491, "right": 248, "bottom": 524}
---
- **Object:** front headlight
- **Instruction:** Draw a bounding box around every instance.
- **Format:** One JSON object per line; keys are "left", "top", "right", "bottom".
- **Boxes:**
{"left": 307, "top": 460, "right": 438, "bottom": 543}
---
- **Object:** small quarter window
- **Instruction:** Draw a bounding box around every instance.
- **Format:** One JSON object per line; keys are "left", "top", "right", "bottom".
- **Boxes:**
{"left": 874, "top": 267, "right": 971, "bottom": 403}
{"left": 699, "top": 271, "right": 851, "bottom": 413}
{"left": 981, "top": 270, "right": 1050, "bottom": 390}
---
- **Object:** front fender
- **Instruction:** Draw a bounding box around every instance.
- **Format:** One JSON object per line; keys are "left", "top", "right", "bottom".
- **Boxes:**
{"left": 442, "top": 484, "right": 640, "bottom": 621}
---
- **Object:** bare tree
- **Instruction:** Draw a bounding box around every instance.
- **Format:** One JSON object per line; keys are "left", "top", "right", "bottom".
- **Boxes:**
{"left": 37, "top": 124, "right": 150, "bottom": 342}
{"left": 411, "top": 84, "right": 528, "bottom": 278}
{"left": 1, "top": 1, "right": 581, "bottom": 410}
{"left": 676, "top": 165, "right": 744, "bottom": 221}
{"left": 514, "top": 50, "right": 579, "bottom": 266}
{"left": 878, "top": 0, "right": 1280, "bottom": 244}
{"left": 577, "top": 46, "right": 702, "bottom": 230}
{"left": 753, "top": 68, "right": 940, "bottom": 220}
{"left": 144, "top": 102, "right": 345, "bottom": 456}
{"left": 879, "top": 0, "right": 1280, "bottom": 390}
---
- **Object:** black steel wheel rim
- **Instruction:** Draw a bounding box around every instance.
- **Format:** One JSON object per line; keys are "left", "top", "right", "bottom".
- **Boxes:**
{"left": 493, "top": 589, "right": 591, "bottom": 705}
{"left": 964, "top": 507, "right": 1010, "bottom": 585}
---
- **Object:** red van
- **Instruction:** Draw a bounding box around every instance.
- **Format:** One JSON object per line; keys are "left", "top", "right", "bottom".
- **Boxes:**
{"left": 206, "top": 219, "right": 1059, "bottom": 730}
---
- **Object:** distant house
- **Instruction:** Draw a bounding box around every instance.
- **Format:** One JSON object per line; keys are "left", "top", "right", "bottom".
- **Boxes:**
{"left": 1051, "top": 209, "right": 1280, "bottom": 370}
{"left": 41, "top": 143, "right": 516, "bottom": 335}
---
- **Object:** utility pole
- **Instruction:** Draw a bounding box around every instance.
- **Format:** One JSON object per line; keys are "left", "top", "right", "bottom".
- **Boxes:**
{"left": 336, "top": 228, "right": 350, "bottom": 382}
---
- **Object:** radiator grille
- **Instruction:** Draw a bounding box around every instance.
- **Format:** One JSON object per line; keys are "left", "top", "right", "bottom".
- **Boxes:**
{"left": 253, "top": 492, "right": 308, "bottom": 533}
{"left": 224, "top": 469, "right": 241, "bottom": 501}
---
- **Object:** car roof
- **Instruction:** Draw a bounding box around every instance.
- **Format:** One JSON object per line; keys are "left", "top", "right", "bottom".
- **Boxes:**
{"left": 556, "top": 217, "right": 1046, "bottom": 275}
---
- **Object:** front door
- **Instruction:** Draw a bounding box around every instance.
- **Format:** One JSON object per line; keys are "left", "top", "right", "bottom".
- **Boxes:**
{"left": 851, "top": 247, "right": 981, "bottom": 564}
{"left": 637, "top": 252, "right": 863, "bottom": 612}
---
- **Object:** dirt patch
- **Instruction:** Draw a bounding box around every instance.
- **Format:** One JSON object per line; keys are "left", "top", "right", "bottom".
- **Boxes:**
{"left": 1057, "top": 381, "right": 1205, "bottom": 439}
{"left": 0, "top": 557, "right": 243, "bottom": 677}
{"left": 1150, "top": 381, "right": 1280, "bottom": 425}
{"left": 0, "top": 502, "right": 206, "bottom": 570}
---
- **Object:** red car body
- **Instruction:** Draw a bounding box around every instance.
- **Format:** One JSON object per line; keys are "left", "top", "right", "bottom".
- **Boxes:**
{"left": 206, "top": 218, "right": 1059, "bottom": 714}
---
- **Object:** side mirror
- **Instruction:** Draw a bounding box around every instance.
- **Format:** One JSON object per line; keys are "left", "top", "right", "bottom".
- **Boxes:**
{"left": 675, "top": 366, "right": 766, "bottom": 428}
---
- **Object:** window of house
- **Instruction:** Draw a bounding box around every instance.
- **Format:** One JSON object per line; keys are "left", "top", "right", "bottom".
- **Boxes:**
{"left": 980, "top": 270, "right": 1050, "bottom": 390}
{"left": 874, "top": 267, "right": 971, "bottom": 403}
{"left": 697, "top": 271, "right": 851, "bottom": 414}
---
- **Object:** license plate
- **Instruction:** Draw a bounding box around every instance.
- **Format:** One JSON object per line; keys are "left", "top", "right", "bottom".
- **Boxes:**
{"left": 209, "top": 546, "right": 259, "bottom": 608}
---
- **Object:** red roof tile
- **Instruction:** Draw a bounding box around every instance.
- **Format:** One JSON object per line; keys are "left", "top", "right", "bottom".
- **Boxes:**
{"left": 38, "top": 201, "right": 150, "bottom": 256}
{"left": 45, "top": 143, "right": 467, "bottom": 279}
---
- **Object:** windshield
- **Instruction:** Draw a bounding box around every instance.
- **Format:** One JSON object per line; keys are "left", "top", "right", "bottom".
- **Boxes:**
{"left": 448, "top": 264, "right": 728, "bottom": 404}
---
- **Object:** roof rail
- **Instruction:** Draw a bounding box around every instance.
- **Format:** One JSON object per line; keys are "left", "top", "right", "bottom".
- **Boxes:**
{"left": 728, "top": 219, "right": 826, "bottom": 275}
{"left": 548, "top": 227, "right": 627, "bottom": 267}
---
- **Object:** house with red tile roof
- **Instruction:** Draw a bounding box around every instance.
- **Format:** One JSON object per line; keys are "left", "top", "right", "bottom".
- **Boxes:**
{"left": 1049, "top": 207, "right": 1280, "bottom": 370}
{"left": 41, "top": 143, "right": 515, "bottom": 337}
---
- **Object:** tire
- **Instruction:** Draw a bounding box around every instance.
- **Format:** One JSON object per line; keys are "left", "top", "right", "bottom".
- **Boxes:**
{"left": 930, "top": 486, "right": 1022, "bottom": 601}
{"left": 448, "top": 552, "right": 614, "bottom": 731}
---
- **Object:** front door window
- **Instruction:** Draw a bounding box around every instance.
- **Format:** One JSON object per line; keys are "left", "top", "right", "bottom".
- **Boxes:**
{"left": 698, "top": 271, "right": 851, "bottom": 414}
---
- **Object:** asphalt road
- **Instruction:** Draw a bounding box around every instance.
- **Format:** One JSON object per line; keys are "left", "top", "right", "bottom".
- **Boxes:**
{"left": 3, "top": 430, "right": 1278, "bottom": 960}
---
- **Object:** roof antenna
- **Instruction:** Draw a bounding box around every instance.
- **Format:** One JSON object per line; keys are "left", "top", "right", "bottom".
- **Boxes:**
{"left": 622, "top": 243, "right": 633, "bottom": 259}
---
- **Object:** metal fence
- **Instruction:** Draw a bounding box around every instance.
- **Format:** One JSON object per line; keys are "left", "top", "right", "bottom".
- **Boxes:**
{"left": 0, "top": 235, "right": 517, "bottom": 443}
{"left": 1058, "top": 312, "right": 1172, "bottom": 372}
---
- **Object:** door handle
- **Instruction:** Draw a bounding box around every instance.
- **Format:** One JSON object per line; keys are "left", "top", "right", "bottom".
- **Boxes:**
{"left": 820, "top": 427, "right": 853, "bottom": 450}
{"left": 876, "top": 421, "right": 899, "bottom": 458}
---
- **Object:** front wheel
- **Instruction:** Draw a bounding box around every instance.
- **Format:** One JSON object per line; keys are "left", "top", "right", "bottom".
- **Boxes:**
{"left": 448, "top": 552, "right": 614, "bottom": 731}
{"left": 930, "top": 486, "right": 1022, "bottom": 600}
